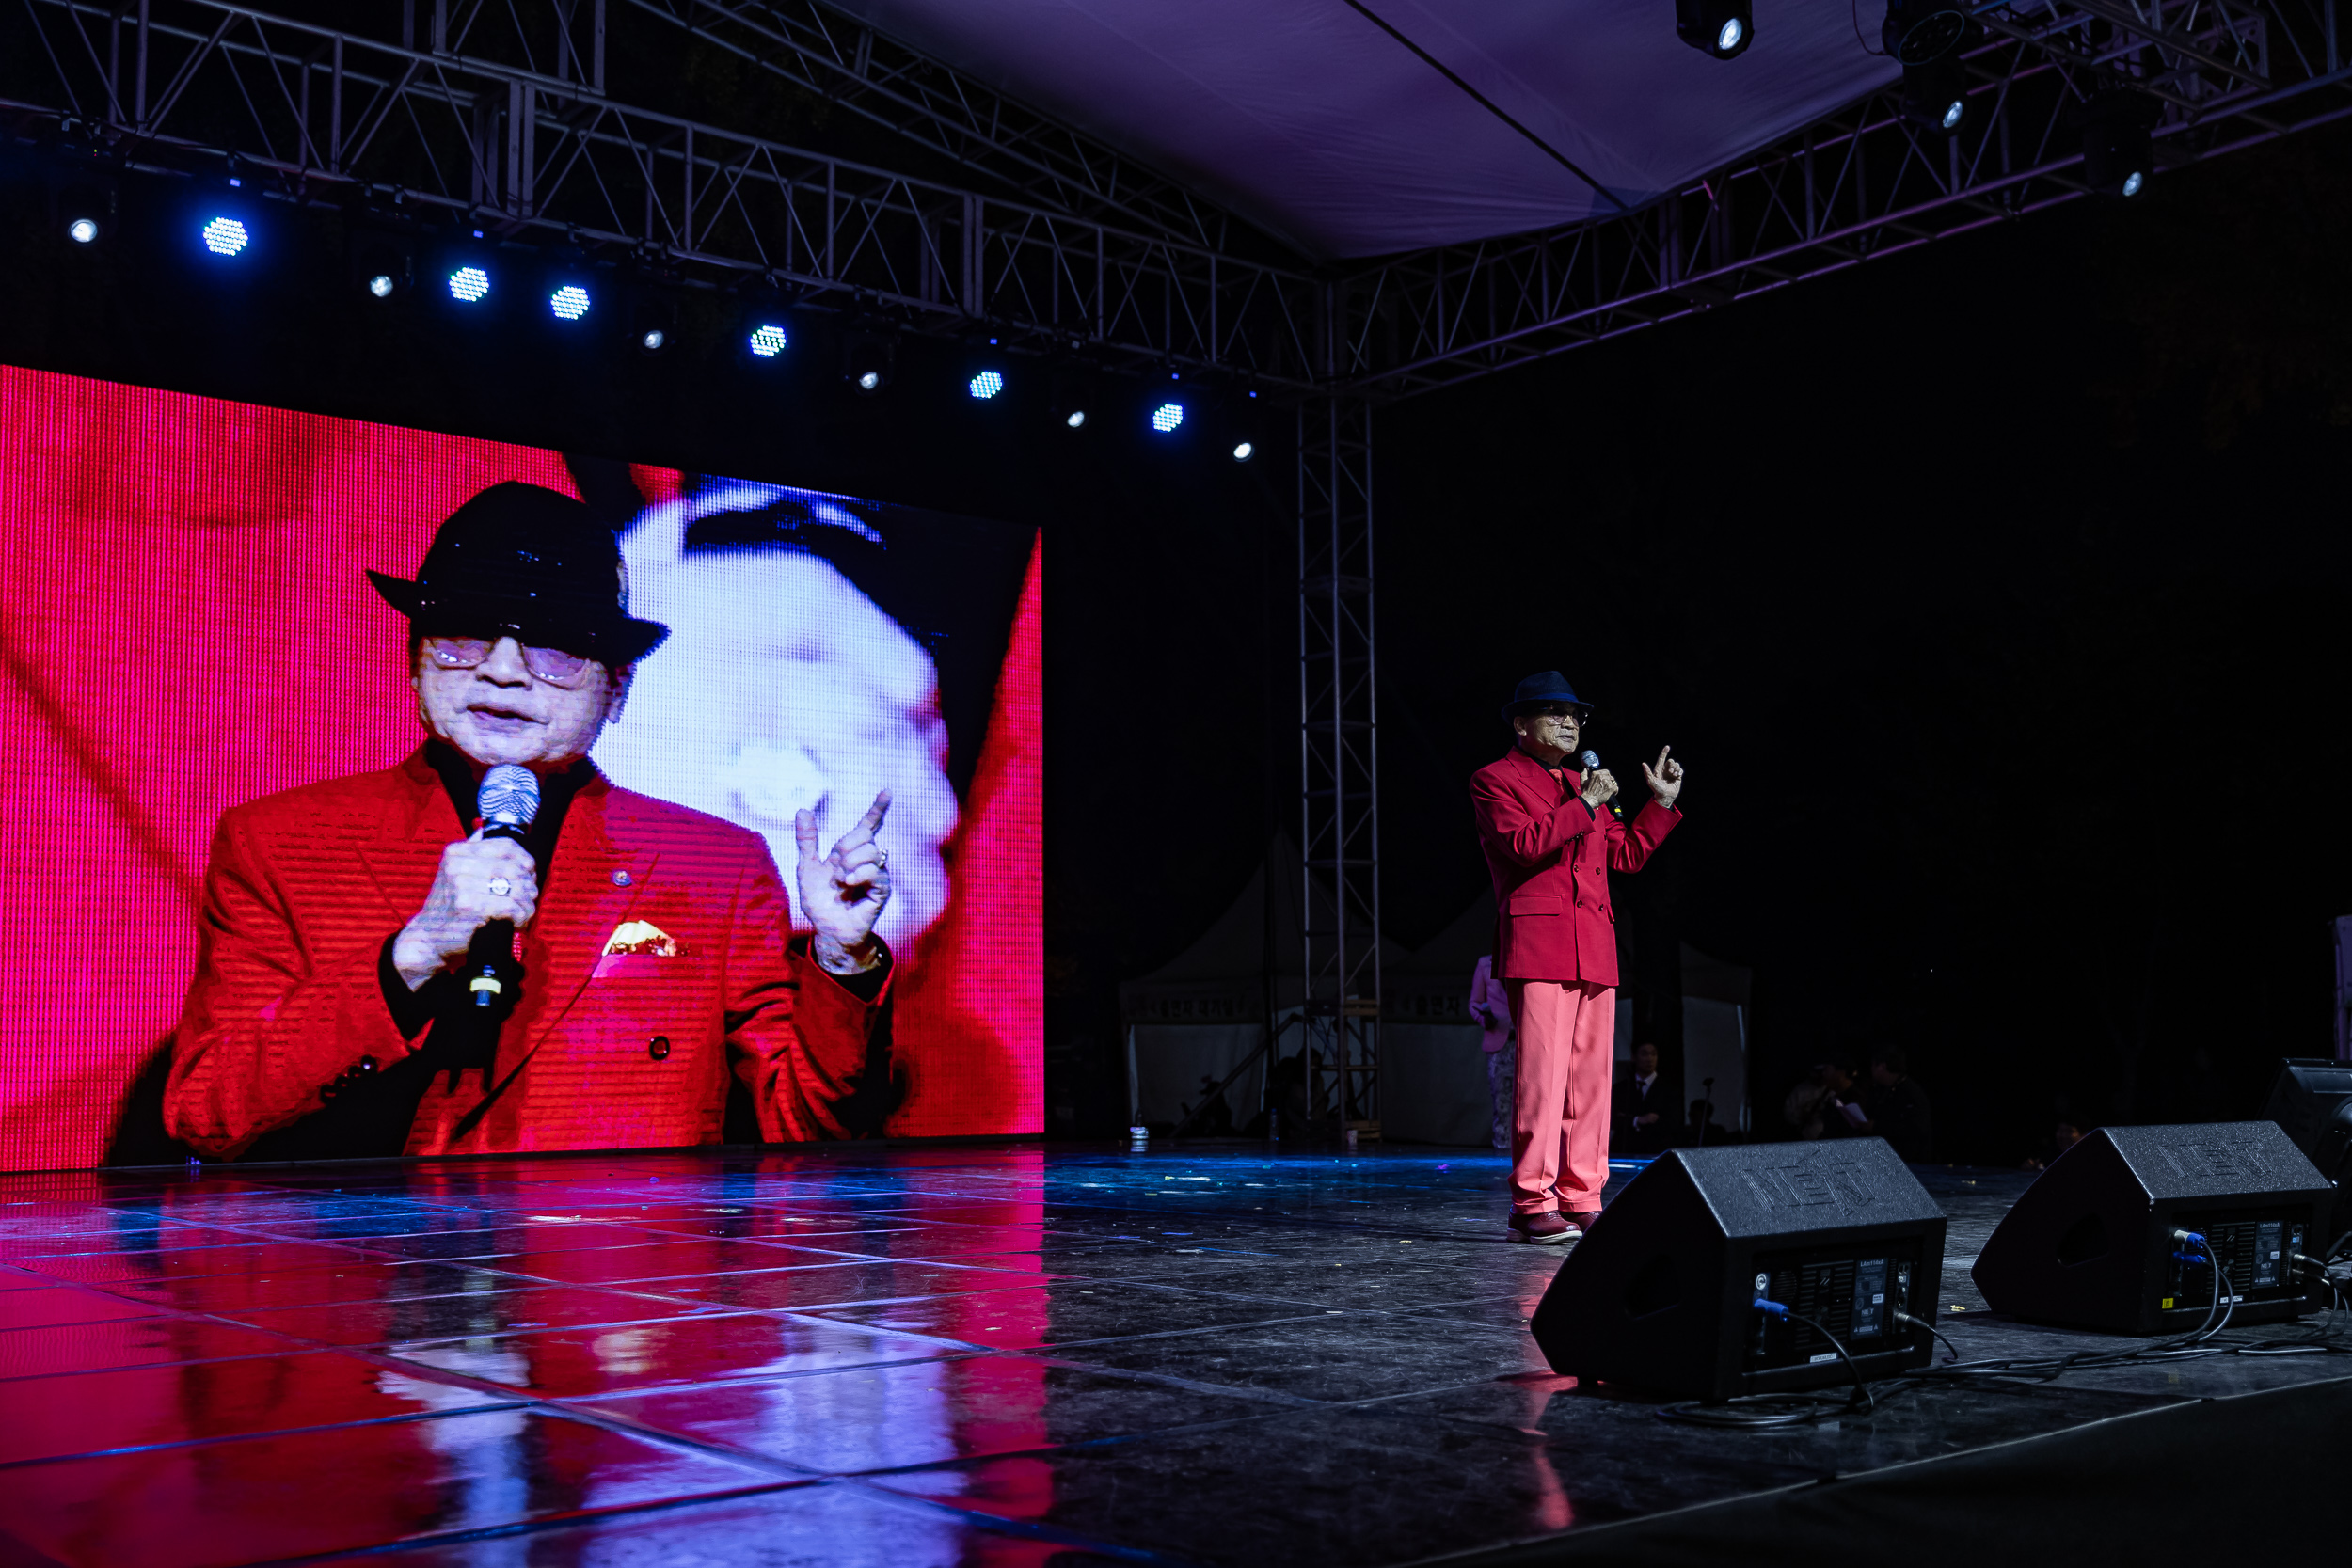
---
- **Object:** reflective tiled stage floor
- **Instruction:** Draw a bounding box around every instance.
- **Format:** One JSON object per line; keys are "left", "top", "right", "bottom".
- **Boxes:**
{"left": 0, "top": 1147, "right": 2344, "bottom": 1567}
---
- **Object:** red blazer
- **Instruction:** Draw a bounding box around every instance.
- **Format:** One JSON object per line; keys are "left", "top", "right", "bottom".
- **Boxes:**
{"left": 166, "top": 749, "right": 890, "bottom": 1159}
{"left": 1470, "top": 748, "right": 1681, "bottom": 986}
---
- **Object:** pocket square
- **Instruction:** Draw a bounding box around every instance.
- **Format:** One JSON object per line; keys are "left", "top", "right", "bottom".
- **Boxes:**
{"left": 603, "top": 920, "right": 688, "bottom": 958}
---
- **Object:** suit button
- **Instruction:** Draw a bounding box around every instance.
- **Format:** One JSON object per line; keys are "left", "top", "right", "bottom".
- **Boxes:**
{"left": 648, "top": 1036, "right": 671, "bottom": 1061}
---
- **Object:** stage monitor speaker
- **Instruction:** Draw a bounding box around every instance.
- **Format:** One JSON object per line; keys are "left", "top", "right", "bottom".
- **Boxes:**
{"left": 2260, "top": 1059, "right": 2352, "bottom": 1241}
{"left": 1971, "top": 1121, "right": 2331, "bottom": 1335}
{"left": 1529, "top": 1139, "right": 1946, "bottom": 1402}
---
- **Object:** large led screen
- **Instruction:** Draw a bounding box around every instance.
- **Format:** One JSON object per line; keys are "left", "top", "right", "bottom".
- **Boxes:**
{"left": 0, "top": 364, "right": 1041, "bottom": 1171}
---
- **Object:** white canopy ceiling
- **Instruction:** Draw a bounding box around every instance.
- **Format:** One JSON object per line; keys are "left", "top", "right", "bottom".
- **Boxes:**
{"left": 833, "top": 0, "right": 1901, "bottom": 259}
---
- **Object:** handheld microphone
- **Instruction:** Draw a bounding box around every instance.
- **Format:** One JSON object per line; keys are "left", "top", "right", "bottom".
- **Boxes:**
{"left": 1579, "top": 750, "right": 1626, "bottom": 819}
{"left": 467, "top": 765, "right": 540, "bottom": 1008}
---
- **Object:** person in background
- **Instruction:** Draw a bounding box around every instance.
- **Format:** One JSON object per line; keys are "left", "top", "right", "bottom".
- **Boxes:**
{"left": 1846, "top": 1046, "right": 1934, "bottom": 1163}
{"left": 2022, "top": 1119, "right": 2087, "bottom": 1171}
{"left": 1469, "top": 954, "right": 1516, "bottom": 1152}
{"left": 1189, "top": 1074, "right": 1235, "bottom": 1136}
{"left": 1612, "top": 1039, "right": 1672, "bottom": 1155}
{"left": 1784, "top": 1062, "right": 1856, "bottom": 1140}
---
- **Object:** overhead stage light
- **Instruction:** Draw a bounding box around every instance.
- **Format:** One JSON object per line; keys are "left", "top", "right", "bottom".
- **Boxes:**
{"left": 200, "top": 216, "right": 250, "bottom": 257}
{"left": 549, "top": 283, "right": 592, "bottom": 322}
{"left": 349, "top": 228, "right": 415, "bottom": 302}
{"left": 56, "top": 165, "right": 117, "bottom": 248}
{"left": 844, "top": 331, "right": 894, "bottom": 396}
{"left": 968, "top": 369, "right": 1005, "bottom": 400}
{"left": 1222, "top": 388, "right": 1263, "bottom": 463}
{"left": 628, "top": 284, "right": 679, "bottom": 356}
{"left": 448, "top": 265, "right": 491, "bottom": 303}
{"left": 2079, "top": 93, "right": 2158, "bottom": 198}
{"left": 1884, "top": 0, "right": 1971, "bottom": 132}
{"left": 1050, "top": 362, "right": 1097, "bottom": 431}
{"left": 1899, "top": 51, "right": 1969, "bottom": 133}
{"left": 1151, "top": 401, "right": 1185, "bottom": 434}
{"left": 734, "top": 277, "right": 794, "bottom": 362}
{"left": 1676, "top": 0, "right": 1753, "bottom": 59}
{"left": 1881, "top": 0, "right": 1966, "bottom": 65}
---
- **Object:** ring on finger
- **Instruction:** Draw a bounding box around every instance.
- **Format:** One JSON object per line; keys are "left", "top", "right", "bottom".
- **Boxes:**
{"left": 487, "top": 876, "right": 514, "bottom": 897}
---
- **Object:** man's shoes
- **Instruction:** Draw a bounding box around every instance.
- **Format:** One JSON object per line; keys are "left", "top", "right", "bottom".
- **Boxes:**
{"left": 1562, "top": 1210, "right": 1602, "bottom": 1234}
{"left": 1506, "top": 1212, "right": 1581, "bottom": 1244}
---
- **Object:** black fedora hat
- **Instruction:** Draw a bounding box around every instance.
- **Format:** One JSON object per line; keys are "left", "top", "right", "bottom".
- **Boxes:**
{"left": 367, "top": 482, "right": 670, "bottom": 665}
{"left": 1501, "top": 670, "right": 1591, "bottom": 721}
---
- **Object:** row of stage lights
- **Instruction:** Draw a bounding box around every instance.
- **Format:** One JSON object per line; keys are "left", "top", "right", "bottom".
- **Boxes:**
{"left": 59, "top": 182, "right": 1263, "bottom": 458}
{"left": 1676, "top": 0, "right": 2157, "bottom": 198}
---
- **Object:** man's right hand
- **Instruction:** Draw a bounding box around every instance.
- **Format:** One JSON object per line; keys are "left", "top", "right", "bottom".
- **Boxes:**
{"left": 391, "top": 831, "right": 540, "bottom": 991}
{"left": 1580, "top": 768, "right": 1620, "bottom": 809}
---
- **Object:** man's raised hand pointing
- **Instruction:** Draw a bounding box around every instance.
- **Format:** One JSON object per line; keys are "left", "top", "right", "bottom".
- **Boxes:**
{"left": 1641, "top": 746, "right": 1684, "bottom": 811}
{"left": 796, "top": 789, "right": 893, "bottom": 974}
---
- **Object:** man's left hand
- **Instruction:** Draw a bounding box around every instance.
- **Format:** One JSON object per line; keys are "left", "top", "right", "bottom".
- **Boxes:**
{"left": 1641, "top": 745, "right": 1684, "bottom": 810}
{"left": 796, "top": 789, "right": 893, "bottom": 974}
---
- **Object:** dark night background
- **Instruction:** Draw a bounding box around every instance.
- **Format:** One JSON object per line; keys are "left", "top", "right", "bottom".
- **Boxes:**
{"left": 5, "top": 91, "right": 2347, "bottom": 1165}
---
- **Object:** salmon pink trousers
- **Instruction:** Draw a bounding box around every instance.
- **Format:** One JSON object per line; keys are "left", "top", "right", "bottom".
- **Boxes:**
{"left": 1506, "top": 979, "right": 1615, "bottom": 1214}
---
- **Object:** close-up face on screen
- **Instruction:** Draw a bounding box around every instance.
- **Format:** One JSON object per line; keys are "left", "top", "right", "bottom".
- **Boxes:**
{"left": 0, "top": 365, "right": 1041, "bottom": 1173}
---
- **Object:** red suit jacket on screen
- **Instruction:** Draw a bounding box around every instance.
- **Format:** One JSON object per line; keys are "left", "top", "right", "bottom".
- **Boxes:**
{"left": 1470, "top": 748, "right": 1681, "bottom": 985}
{"left": 165, "top": 749, "right": 890, "bottom": 1159}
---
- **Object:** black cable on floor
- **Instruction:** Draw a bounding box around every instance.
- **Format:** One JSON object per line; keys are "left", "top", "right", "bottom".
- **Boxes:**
{"left": 1657, "top": 1302, "right": 1874, "bottom": 1429}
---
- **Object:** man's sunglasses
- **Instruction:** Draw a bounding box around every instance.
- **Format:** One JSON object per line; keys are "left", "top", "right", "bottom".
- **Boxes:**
{"left": 422, "top": 634, "right": 595, "bottom": 688}
{"left": 1526, "top": 705, "right": 1587, "bottom": 721}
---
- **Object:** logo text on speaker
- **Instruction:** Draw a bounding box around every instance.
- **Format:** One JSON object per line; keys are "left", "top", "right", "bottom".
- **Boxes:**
{"left": 1740, "top": 1162, "right": 1874, "bottom": 1211}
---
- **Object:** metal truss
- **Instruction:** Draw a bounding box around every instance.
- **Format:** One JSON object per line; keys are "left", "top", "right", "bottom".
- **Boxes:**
{"left": 1338, "top": 0, "right": 2352, "bottom": 396}
{"left": 7, "top": 0, "right": 2346, "bottom": 396}
{"left": 2, "top": 0, "right": 1325, "bottom": 384}
{"left": 1297, "top": 393, "right": 1381, "bottom": 1135}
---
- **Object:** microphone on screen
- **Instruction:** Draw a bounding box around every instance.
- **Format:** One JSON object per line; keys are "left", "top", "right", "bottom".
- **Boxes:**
{"left": 1579, "top": 750, "right": 1626, "bottom": 819}
{"left": 466, "top": 765, "right": 540, "bottom": 1009}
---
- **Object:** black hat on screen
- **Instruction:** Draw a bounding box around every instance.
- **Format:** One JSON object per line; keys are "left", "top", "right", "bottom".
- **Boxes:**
{"left": 1502, "top": 670, "right": 1592, "bottom": 721}
{"left": 367, "top": 482, "right": 671, "bottom": 665}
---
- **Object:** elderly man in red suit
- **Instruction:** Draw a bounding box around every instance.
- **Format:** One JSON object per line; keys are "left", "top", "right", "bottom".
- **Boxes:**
{"left": 166, "top": 483, "right": 898, "bottom": 1161}
{"left": 1471, "top": 672, "right": 1683, "bottom": 1243}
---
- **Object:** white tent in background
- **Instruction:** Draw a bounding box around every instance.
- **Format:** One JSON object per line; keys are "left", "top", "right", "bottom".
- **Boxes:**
{"left": 1119, "top": 835, "right": 1408, "bottom": 1134}
{"left": 1383, "top": 889, "right": 1502, "bottom": 1147}
{"left": 1680, "top": 942, "right": 1754, "bottom": 1135}
{"left": 1119, "top": 844, "right": 1754, "bottom": 1144}
{"left": 1380, "top": 891, "right": 1759, "bottom": 1145}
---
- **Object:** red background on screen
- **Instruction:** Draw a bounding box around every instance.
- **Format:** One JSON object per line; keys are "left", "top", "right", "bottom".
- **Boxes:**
{"left": 0, "top": 365, "right": 1041, "bottom": 1169}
